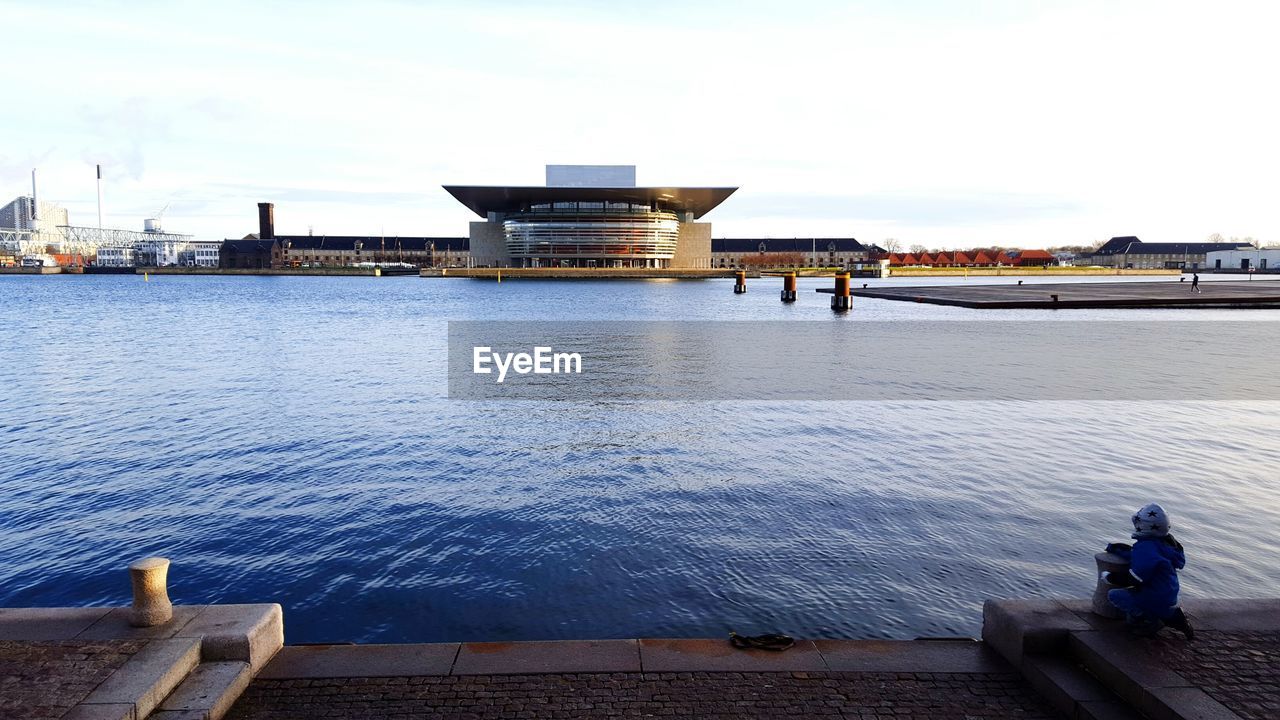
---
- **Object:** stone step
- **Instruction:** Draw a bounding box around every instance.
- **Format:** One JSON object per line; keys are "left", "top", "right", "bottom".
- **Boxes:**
{"left": 68, "top": 638, "right": 202, "bottom": 720}
{"left": 1068, "top": 631, "right": 1242, "bottom": 720}
{"left": 148, "top": 661, "right": 252, "bottom": 720}
{"left": 1021, "top": 654, "right": 1142, "bottom": 720}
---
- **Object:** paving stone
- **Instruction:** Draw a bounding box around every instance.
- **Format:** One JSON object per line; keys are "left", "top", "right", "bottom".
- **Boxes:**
{"left": 451, "top": 639, "right": 640, "bottom": 675}
{"left": 0, "top": 608, "right": 112, "bottom": 641}
{"left": 814, "top": 639, "right": 1008, "bottom": 673}
{"left": 1143, "top": 630, "right": 1279, "bottom": 720}
{"left": 258, "top": 644, "right": 461, "bottom": 679}
{"left": 76, "top": 606, "right": 208, "bottom": 641}
{"left": 225, "top": 670, "right": 1057, "bottom": 720}
{"left": 0, "top": 639, "right": 145, "bottom": 719}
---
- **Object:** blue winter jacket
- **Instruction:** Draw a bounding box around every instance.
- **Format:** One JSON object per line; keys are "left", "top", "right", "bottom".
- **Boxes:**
{"left": 1113, "top": 536, "right": 1185, "bottom": 614}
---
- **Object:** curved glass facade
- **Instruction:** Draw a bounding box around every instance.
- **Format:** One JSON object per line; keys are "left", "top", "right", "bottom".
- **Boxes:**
{"left": 503, "top": 202, "right": 680, "bottom": 267}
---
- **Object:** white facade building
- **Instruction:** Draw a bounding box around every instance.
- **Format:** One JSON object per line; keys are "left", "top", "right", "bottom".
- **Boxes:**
{"left": 96, "top": 247, "right": 137, "bottom": 267}
{"left": 179, "top": 241, "right": 221, "bottom": 267}
{"left": 0, "top": 196, "right": 69, "bottom": 233}
{"left": 1205, "top": 248, "right": 1280, "bottom": 272}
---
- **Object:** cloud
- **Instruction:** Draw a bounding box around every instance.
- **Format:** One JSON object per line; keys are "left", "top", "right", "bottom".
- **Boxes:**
{"left": 0, "top": 148, "right": 57, "bottom": 179}
{"left": 201, "top": 183, "right": 431, "bottom": 206}
{"left": 721, "top": 192, "right": 1085, "bottom": 227}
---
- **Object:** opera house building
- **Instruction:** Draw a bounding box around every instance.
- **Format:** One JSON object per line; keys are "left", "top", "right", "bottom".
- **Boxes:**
{"left": 444, "top": 165, "right": 736, "bottom": 269}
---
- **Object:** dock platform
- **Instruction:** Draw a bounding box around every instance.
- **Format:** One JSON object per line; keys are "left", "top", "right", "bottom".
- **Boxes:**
{"left": 844, "top": 279, "right": 1280, "bottom": 308}
{"left": 426, "top": 267, "right": 749, "bottom": 279}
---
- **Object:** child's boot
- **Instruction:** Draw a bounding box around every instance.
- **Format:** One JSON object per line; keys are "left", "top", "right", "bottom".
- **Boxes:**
{"left": 1165, "top": 608, "right": 1195, "bottom": 641}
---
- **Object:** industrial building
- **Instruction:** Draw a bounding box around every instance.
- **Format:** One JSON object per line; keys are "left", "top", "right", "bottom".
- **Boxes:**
{"left": 443, "top": 165, "right": 736, "bottom": 269}
{"left": 1205, "top": 247, "right": 1280, "bottom": 272}
{"left": 711, "top": 238, "right": 879, "bottom": 269}
{"left": 1086, "top": 236, "right": 1255, "bottom": 269}
{"left": 227, "top": 203, "right": 465, "bottom": 268}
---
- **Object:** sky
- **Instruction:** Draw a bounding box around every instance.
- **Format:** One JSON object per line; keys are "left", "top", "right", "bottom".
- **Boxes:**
{"left": 2, "top": 0, "right": 1277, "bottom": 249}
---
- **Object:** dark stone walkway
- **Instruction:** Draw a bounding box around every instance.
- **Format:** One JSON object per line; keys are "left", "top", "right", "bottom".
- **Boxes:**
{"left": 227, "top": 670, "right": 1054, "bottom": 720}
{"left": 1143, "top": 630, "right": 1280, "bottom": 720}
{"left": 0, "top": 639, "right": 147, "bottom": 720}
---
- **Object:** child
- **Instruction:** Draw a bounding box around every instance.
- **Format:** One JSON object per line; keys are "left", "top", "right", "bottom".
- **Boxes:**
{"left": 1102, "top": 503, "right": 1195, "bottom": 639}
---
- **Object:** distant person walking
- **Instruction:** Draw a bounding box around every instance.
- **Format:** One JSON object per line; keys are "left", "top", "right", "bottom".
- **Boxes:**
{"left": 1191, "top": 273, "right": 1201, "bottom": 293}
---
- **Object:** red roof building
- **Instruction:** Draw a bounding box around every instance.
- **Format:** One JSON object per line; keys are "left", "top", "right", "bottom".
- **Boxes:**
{"left": 1014, "top": 249, "right": 1055, "bottom": 266}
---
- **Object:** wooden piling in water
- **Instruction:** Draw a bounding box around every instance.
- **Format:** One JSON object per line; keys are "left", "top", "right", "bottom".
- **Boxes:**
{"left": 781, "top": 272, "right": 797, "bottom": 302}
{"left": 831, "top": 272, "right": 852, "bottom": 311}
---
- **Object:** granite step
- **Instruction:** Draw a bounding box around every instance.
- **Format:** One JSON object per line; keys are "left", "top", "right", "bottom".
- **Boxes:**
{"left": 149, "top": 661, "right": 252, "bottom": 720}
{"left": 1068, "top": 630, "right": 1242, "bottom": 720}
{"left": 1021, "top": 654, "right": 1142, "bottom": 720}
{"left": 67, "top": 638, "right": 202, "bottom": 720}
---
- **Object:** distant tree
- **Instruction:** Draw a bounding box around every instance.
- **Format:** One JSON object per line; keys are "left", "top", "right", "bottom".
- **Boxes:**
{"left": 1207, "top": 233, "right": 1226, "bottom": 243}
{"left": 1229, "top": 236, "right": 1257, "bottom": 247}
{"left": 882, "top": 238, "right": 902, "bottom": 253}
{"left": 908, "top": 244, "right": 928, "bottom": 254}
{"left": 741, "top": 252, "right": 805, "bottom": 269}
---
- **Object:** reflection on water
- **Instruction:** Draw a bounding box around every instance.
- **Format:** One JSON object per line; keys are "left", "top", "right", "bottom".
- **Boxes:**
{"left": 1, "top": 274, "right": 1278, "bottom": 643}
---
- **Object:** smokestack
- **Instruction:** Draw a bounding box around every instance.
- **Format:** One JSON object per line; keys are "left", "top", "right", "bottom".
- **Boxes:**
{"left": 257, "top": 202, "right": 275, "bottom": 239}
{"left": 96, "top": 164, "right": 104, "bottom": 229}
{"left": 30, "top": 169, "right": 38, "bottom": 223}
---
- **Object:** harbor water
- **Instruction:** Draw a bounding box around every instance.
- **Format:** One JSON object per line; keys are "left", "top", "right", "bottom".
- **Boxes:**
{"left": 2, "top": 274, "right": 1279, "bottom": 643}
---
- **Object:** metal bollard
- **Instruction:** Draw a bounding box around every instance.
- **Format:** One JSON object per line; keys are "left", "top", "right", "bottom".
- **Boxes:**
{"left": 831, "top": 272, "right": 852, "bottom": 311}
{"left": 734, "top": 270, "right": 747, "bottom": 294}
{"left": 781, "top": 272, "right": 797, "bottom": 302}
{"left": 1091, "top": 551, "right": 1128, "bottom": 618}
{"left": 129, "top": 556, "right": 173, "bottom": 627}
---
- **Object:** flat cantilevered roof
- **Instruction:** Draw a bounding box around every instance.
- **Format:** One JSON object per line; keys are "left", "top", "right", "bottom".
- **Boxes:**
{"left": 443, "top": 186, "right": 738, "bottom": 220}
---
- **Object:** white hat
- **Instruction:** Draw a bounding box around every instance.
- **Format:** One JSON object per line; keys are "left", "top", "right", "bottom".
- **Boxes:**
{"left": 1131, "top": 503, "right": 1170, "bottom": 538}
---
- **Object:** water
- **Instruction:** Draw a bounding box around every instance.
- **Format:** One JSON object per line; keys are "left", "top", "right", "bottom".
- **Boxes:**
{"left": 2, "top": 273, "right": 1279, "bottom": 643}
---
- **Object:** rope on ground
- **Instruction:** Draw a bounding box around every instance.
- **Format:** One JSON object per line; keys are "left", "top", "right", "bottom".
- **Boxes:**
{"left": 728, "top": 631, "right": 795, "bottom": 651}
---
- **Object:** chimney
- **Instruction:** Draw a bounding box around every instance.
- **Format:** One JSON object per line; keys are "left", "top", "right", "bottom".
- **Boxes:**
{"left": 257, "top": 202, "right": 275, "bottom": 239}
{"left": 97, "top": 164, "right": 104, "bottom": 229}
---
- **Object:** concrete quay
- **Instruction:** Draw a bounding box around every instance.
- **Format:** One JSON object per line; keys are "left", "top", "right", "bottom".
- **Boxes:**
{"left": 4, "top": 599, "right": 1276, "bottom": 719}
{"left": 850, "top": 279, "right": 1280, "bottom": 308}
{"left": 0, "top": 604, "right": 282, "bottom": 720}
{"left": 424, "top": 267, "right": 749, "bottom": 279}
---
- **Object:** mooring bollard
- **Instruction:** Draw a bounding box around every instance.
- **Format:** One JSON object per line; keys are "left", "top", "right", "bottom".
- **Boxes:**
{"left": 831, "top": 272, "right": 852, "bottom": 311}
{"left": 734, "top": 270, "right": 747, "bottom": 294}
{"left": 129, "top": 556, "right": 173, "bottom": 627}
{"left": 781, "top": 272, "right": 797, "bottom": 302}
{"left": 1092, "top": 551, "right": 1128, "bottom": 618}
